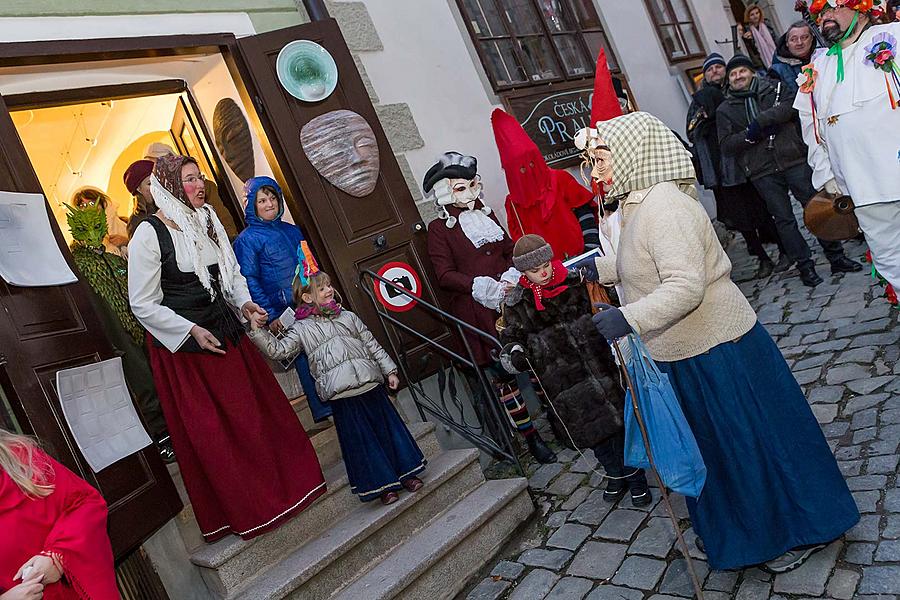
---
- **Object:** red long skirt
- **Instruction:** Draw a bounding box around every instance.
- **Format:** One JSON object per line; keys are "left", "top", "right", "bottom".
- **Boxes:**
{"left": 148, "top": 334, "right": 326, "bottom": 542}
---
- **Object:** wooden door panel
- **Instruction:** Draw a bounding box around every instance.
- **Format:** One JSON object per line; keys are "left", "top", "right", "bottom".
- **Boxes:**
{"left": 0, "top": 93, "right": 182, "bottom": 557}
{"left": 232, "top": 21, "right": 454, "bottom": 371}
{"left": 1, "top": 283, "right": 86, "bottom": 340}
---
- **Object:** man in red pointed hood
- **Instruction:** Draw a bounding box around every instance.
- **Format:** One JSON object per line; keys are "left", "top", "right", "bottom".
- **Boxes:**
{"left": 492, "top": 109, "right": 596, "bottom": 261}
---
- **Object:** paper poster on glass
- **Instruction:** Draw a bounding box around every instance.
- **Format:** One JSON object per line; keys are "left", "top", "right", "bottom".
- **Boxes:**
{"left": 0, "top": 191, "right": 78, "bottom": 286}
{"left": 57, "top": 357, "right": 152, "bottom": 473}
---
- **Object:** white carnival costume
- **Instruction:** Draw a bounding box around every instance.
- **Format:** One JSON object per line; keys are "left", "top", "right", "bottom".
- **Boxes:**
{"left": 794, "top": 3, "right": 900, "bottom": 288}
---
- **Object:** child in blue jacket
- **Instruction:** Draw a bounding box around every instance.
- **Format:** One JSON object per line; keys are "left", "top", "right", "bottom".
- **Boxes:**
{"left": 233, "top": 176, "right": 332, "bottom": 422}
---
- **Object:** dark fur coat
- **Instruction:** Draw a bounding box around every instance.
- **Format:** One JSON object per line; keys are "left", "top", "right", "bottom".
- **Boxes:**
{"left": 499, "top": 273, "right": 625, "bottom": 448}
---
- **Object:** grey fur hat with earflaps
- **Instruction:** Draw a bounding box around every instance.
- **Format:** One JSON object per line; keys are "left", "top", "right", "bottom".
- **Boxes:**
{"left": 512, "top": 234, "right": 553, "bottom": 272}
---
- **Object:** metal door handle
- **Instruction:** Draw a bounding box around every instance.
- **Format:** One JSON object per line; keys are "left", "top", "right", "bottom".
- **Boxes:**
{"left": 373, "top": 235, "right": 387, "bottom": 250}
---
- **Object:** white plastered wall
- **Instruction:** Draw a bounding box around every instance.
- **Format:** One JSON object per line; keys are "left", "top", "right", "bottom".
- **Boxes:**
{"left": 355, "top": 0, "right": 734, "bottom": 226}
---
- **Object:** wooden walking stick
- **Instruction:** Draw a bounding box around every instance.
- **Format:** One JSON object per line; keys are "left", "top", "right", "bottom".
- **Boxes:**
{"left": 613, "top": 339, "right": 705, "bottom": 600}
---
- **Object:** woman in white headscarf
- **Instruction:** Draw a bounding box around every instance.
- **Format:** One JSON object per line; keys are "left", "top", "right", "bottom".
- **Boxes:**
{"left": 127, "top": 154, "right": 326, "bottom": 543}
{"left": 584, "top": 112, "right": 858, "bottom": 574}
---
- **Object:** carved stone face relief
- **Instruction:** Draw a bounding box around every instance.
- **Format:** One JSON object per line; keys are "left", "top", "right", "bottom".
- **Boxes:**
{"left": 300, "top": 109, "right": 380, "bottom": 197}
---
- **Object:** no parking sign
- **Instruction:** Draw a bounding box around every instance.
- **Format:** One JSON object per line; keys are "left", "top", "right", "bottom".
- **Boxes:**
{"left": 374, "top": 261, "right": 422, "bottom": 312}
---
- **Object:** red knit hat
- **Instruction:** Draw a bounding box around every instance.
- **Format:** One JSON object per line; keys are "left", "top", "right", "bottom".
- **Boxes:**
{"left": 491, "top": 109, "right": 551, "bottom": 209}
{"left": 123, "top": 159, "right": 155, "bottom": 195}
{"left": 590, "top": 48, "right": 623, "bottom": 125}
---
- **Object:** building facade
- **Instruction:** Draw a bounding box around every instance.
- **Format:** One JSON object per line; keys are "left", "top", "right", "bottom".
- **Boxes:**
{"left": 0, "top": 1, "right": 782, "bottom": 598}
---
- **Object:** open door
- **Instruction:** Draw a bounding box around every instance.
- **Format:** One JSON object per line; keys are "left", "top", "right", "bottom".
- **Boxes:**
{"left": 0, "top": 92, "right": 182, "bottom": 558}
{"left": 230, "top": 20, "right": 452, "bottom": 375}
{"left": 170, "top": 94, "right": 244, "bottom": 238}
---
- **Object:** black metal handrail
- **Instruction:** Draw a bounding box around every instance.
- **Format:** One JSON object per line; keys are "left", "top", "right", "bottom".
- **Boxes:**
{"left": 359, "top": 269, "right": 523, "bottom": 475}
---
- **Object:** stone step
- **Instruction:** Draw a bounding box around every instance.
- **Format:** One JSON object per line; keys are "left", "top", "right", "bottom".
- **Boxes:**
{"left": 331, "top": 477, "right": 533, "bottom": 600}
{"left": 290, "top": 394, "right": 316, "bottom": 432}
{"left": 168, "top": 420, "right": 336, "bottom": 555}
{"left": 231, "top": 448, "right": 484, "bottom": 600}
{"left": 189, "top": 421, "right": 439, "bottom": 597}
{"left": 308, "top": 421, "right": 340, "bottom": 469}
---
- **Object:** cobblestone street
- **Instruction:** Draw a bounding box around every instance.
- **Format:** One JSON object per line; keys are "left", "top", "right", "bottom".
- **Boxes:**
{"left": 463, "top": 237, "right": 900, "bottom": 600}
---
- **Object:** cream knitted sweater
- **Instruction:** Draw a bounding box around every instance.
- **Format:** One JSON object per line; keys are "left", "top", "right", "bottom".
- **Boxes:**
{"left": 595, "top": 181, "right": 758, "bottom": 362}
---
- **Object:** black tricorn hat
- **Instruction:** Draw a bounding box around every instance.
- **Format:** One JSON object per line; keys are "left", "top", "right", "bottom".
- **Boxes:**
{"left": 423, "top": 152, "right": 478, "bottom": 194}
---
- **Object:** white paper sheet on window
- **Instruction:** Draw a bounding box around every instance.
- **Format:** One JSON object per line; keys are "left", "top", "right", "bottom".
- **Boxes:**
{"left": 57, "top": 357, "right": 152, "bottom": 472}
{"left": 0, "top": 191, "right": 78, "bottom": 286}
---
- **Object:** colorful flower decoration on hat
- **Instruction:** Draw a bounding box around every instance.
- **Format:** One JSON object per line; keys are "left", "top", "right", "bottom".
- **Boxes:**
{"left": 809, "top": 0, "right": 884, "bottom": 15}
{"left": 864, "top": 32, "right": 900, "bottom": 109}
{"left": 294, "top": 240, "right": 320, "bottom": 287}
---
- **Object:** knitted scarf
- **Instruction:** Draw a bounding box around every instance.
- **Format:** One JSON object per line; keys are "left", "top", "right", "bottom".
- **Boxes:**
{"left": 295, "top": 300, "right": 342, "bottom": 320}
{"left": 750, "top": 22, "right": 777, "bottom": 68}
{"left": 729, "top": 76, "right": 762, "bottom": 123}
{"left": 518, "top": 260, "right": 568, "bottom": 311}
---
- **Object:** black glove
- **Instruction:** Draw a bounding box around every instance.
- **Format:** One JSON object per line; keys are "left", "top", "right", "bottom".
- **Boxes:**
{"left": 746, "top": 119, "right": 763, "bottom": 143}
{"left": 591, "top": 303, "right": 633, "bottom": 341}
{"left": 570, "top": 254, "right": 599, "bottom": 282}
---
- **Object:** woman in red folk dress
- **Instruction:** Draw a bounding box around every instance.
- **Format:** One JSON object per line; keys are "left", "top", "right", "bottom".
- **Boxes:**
{"left": 127, "top": 154, "right": 326, "bottom": 542}
{"left": 0, "top": 429, "right": 118, "bottom": 600}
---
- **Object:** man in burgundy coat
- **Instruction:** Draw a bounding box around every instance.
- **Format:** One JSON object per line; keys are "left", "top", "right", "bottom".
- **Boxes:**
{"left": 425, "top": 152, "right": 556, "bottom": 464}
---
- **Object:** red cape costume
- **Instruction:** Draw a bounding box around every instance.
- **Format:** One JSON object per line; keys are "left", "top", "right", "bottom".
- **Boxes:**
{"left": 491, "top": 109, "right": 593, "bottom": 261}
{"left": 0, "top": 449, "right": 119, "bottom": 600}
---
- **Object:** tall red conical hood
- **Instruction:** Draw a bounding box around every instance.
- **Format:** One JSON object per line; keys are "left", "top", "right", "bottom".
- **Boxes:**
{"left": 590, "top": 48, "right": 623, "bottom": 125}
{"left": 491, "top": 108, "right": 551, "bottom": 209}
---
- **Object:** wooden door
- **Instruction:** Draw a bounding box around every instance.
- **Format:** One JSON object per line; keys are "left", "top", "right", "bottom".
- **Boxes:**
{"left": 0, "top": 93, "right": 182, "bottom": 558}
{"left": 171, "top": 94, "right": 244, "bottom": 239}
{"left": 230, "top": 21, "right": 452, "bottom": 375}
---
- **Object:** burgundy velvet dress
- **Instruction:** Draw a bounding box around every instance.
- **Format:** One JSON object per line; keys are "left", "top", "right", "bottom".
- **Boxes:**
{"left": 427, "top": 203, "right": 513, "bottom": 366}
{"left": 134, "top": 216, "right": 326, "bottom": 542}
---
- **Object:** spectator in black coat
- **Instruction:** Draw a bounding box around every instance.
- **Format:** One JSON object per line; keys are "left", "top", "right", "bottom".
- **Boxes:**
{"left": 716, "top": 55, "right": 861, "bottom": 287}
{"left": 688, "top": 53, "right": 787, "bottom": 278}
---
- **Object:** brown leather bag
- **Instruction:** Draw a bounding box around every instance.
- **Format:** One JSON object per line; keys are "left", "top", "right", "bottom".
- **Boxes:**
{"left": 803, "top": 191, "right": 859, "bottom": 242}
{"left": 586, "top": 281, "right": 611, "bottom": 314}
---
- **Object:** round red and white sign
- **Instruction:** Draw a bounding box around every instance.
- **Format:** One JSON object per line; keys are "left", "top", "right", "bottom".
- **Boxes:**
{"left": 374, "top": 261, "right": 422, "bottom": 312}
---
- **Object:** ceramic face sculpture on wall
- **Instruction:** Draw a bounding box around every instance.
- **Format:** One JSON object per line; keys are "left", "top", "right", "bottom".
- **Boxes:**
{"left": 300, "top": 109, "right": 380, "bottom": 197}
{"left": 213, "top": 98, "right": 255, "bottom": 183}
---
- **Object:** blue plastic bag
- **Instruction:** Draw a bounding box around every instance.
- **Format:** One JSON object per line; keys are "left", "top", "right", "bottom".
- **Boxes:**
{"left": 621, "top": 334, "right": 707, "bottom": 498}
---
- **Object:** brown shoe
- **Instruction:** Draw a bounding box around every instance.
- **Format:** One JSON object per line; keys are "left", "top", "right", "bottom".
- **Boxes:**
{"left": 381, "top": 491, "right": 400, "bottom": 505}
{"left": 402, "top": 477, "right": 424, "bottom": 492}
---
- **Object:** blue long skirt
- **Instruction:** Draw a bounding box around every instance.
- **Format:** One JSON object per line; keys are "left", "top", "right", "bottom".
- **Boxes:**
{"left": 331, "top": 386, "right": 426, "bottom": 502}
{"left": 656, "top": 322, "right": 859, "bottom": 570}
{"left": 294, "top": 352, "right": 332, "bottom": 422}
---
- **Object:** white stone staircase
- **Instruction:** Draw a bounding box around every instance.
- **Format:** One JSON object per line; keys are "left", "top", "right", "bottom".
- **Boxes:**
{"left": 172, "top": 395, "right": 534, "bottom": 600}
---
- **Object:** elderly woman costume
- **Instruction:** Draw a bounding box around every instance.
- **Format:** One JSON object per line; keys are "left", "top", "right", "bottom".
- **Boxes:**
{"left": 127, "top": 155, "right": 325, "bottom": 542}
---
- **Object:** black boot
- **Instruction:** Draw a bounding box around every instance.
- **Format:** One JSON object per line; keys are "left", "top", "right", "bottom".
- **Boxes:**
{"left": 830, "top": 255, "right": 863, "bottom": 274}
{"left": 774, "top": 253, "right": 792, "bottom": 273}
{"left": 157, "top": 435, "right": 176, "bottom": 464}
{"left": 603, "top": 475, "right": 628, "bottom": 503}
{"left": 798, "top": 262, "right": 823, "bottom": 287}
{"left": 526, "top": 433, "right": 557, "bottom": 464}
{"left": 755, "top": 257, "right": 774, "bottom": 279}
{"left": 593, "top": 434, "right": 629, "bottom": 502}
{"left": 626, "top": 469, "right": 652, "bottom": 507}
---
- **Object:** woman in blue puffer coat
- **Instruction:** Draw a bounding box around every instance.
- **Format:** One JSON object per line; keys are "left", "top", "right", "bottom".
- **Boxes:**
{"left": 233, "top": 176, "right": 332, "bottom": 422}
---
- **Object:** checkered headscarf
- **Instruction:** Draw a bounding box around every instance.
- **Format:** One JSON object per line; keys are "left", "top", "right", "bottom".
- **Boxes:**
{"left": 593, "top": 112, "right": 697, "bottom": 200}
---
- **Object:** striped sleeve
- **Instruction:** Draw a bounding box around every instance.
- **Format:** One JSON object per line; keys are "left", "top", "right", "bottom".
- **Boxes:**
{"left": 573, "top": 203, "right": 600, "bottom": 250}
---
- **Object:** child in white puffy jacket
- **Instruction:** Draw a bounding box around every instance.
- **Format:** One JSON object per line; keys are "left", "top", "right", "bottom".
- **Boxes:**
{"left": 249, "top": 271, "right": 425, "bottom": 505}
